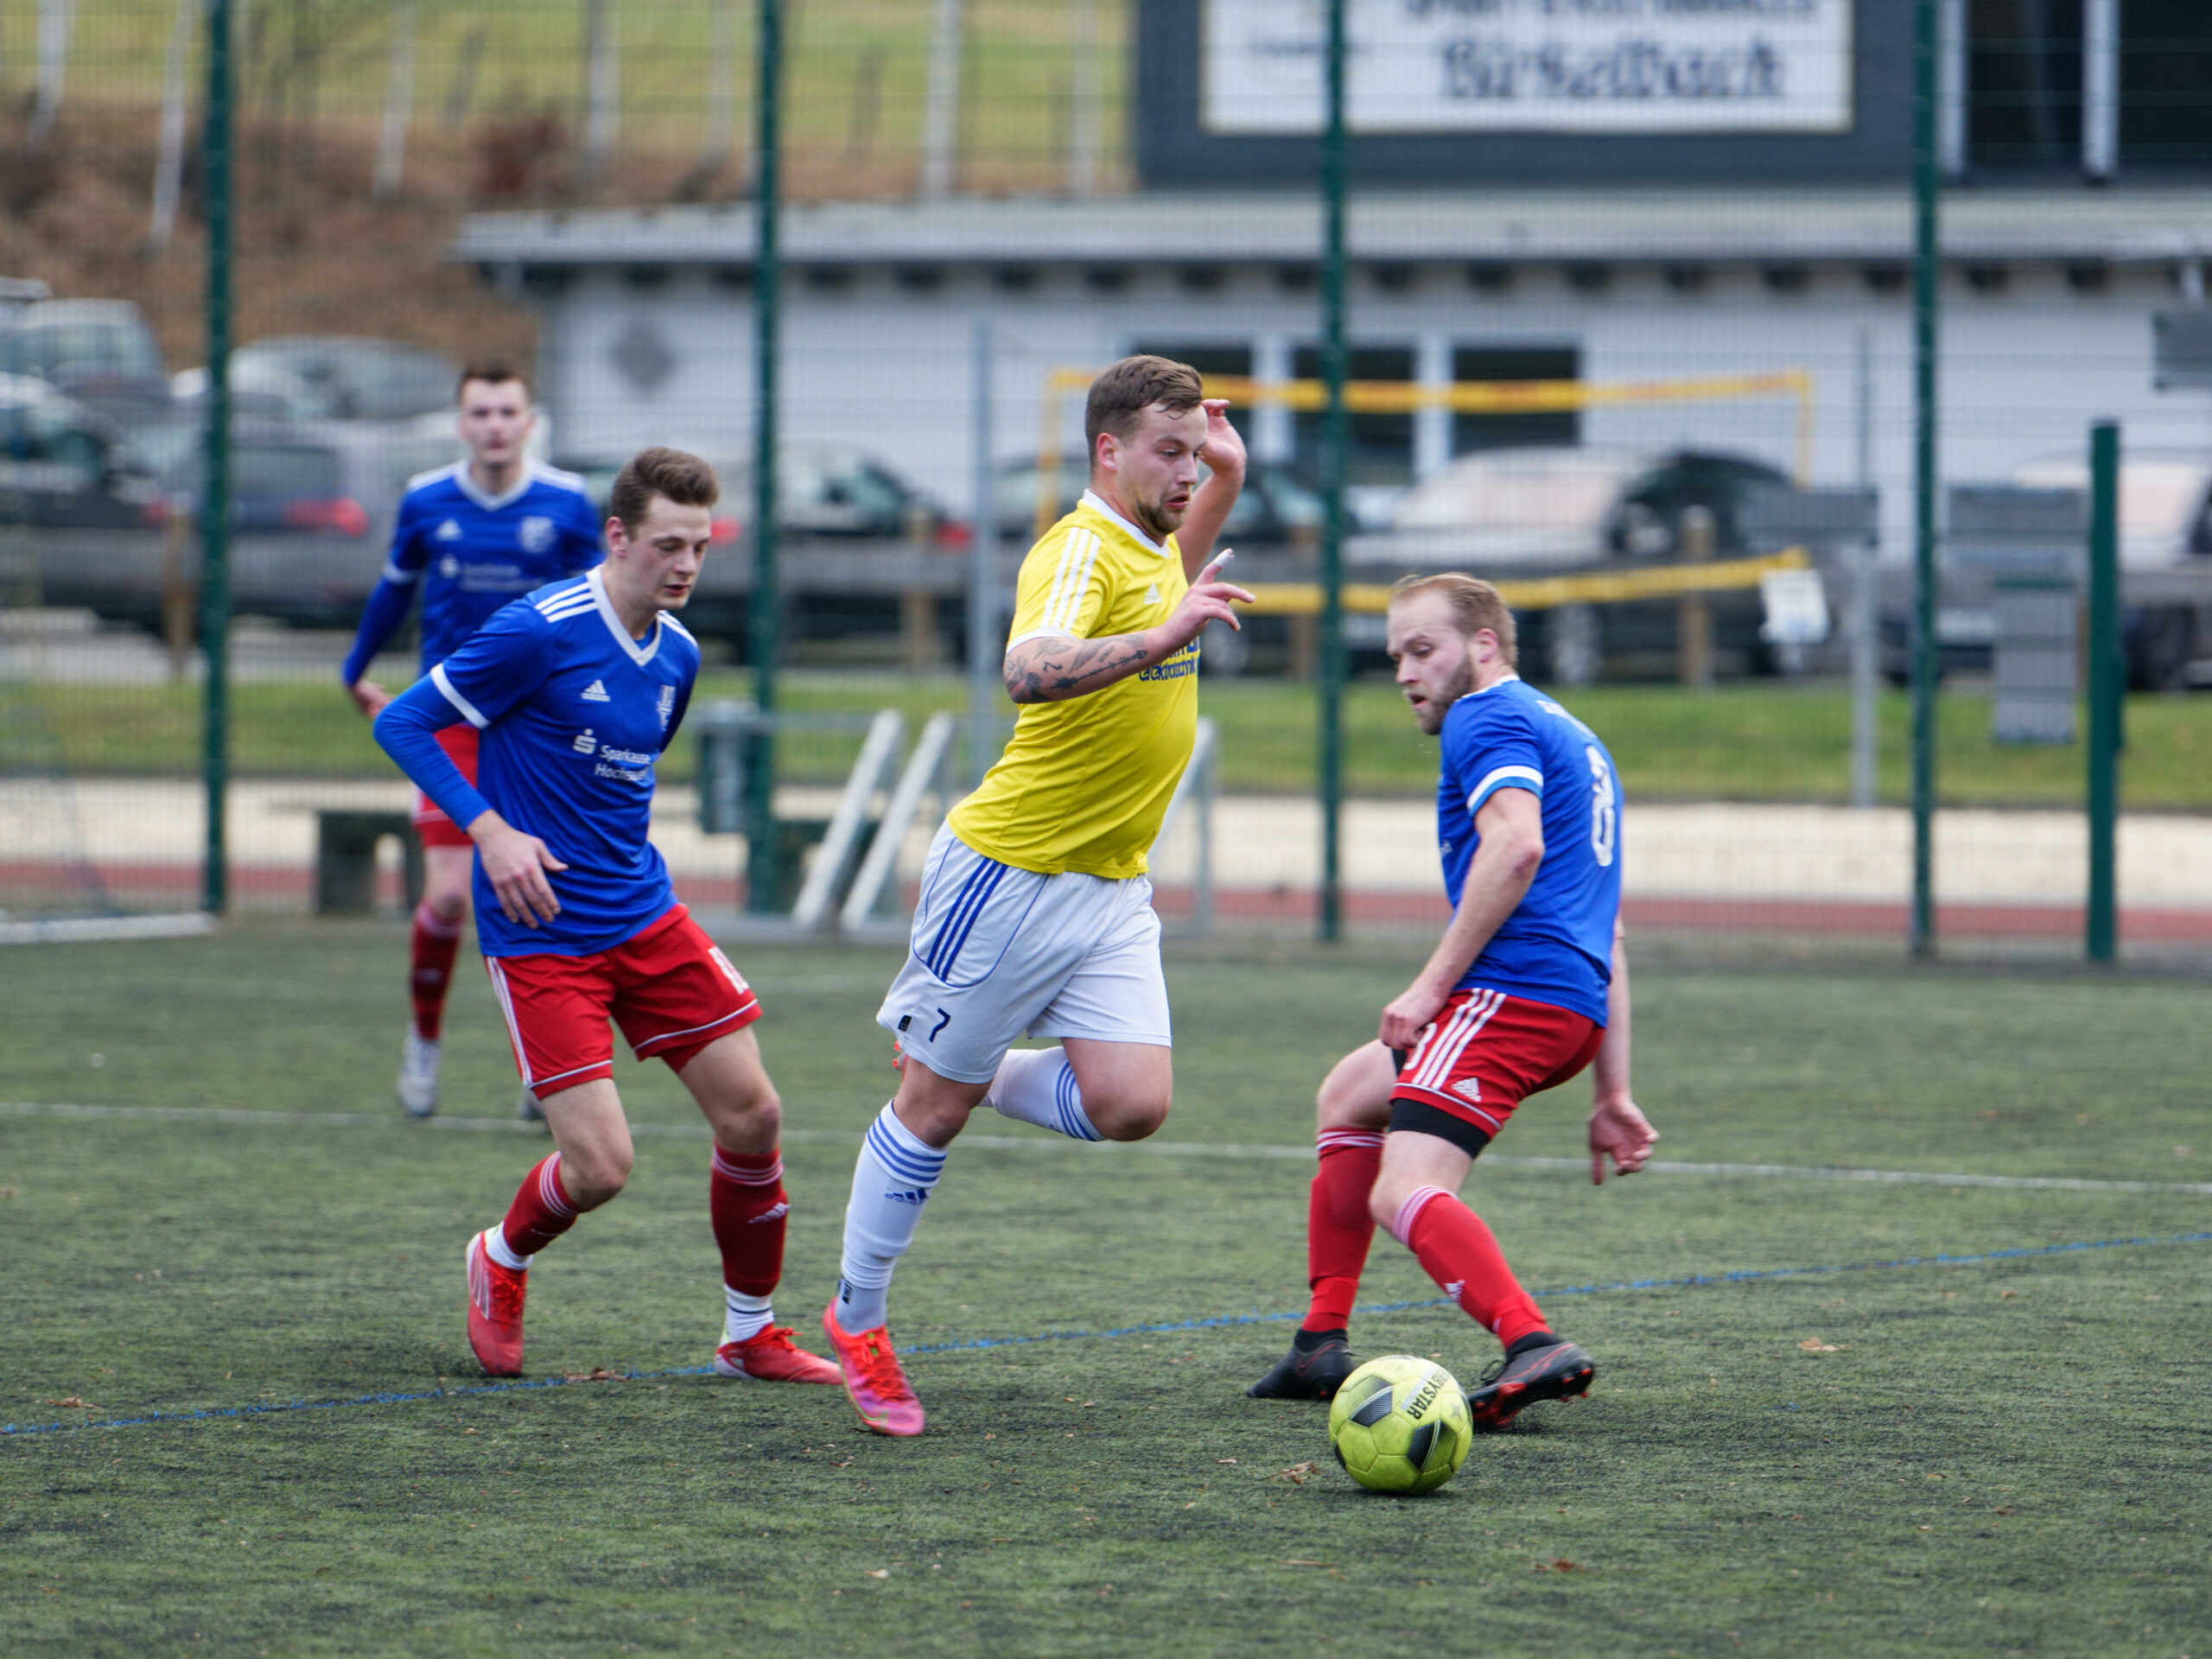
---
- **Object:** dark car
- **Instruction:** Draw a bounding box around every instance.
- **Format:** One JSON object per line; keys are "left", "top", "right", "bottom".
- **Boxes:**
{"left": 994, "top": 455, "right": 1323, "bottom": 547}
{"left": 0, "top": 373, "right": 159, "bottom": 531}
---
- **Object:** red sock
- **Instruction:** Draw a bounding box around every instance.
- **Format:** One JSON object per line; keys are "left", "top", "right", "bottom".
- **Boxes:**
{"left": 709, "top": 1147, "right": 786, "bottom": 1296}
{"left": 1390, "top": 1186, "right": 1550, "bottom": 1349}
{"left": 500, "top": 1154, "right": 579, "bottom": 1259}
{"left": 409, "top": 904, "right": 464, "bottom": 1041}
{"left": 1305, "top": 1130, "right": 1383, "bottom": 1332}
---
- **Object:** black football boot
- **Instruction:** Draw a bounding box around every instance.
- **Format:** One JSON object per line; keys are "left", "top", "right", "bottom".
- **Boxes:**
{"left": 1247, "top": 1328, "right": 1357, "bottom": 1401}
{"left": 1465, "top": 1332, "right": 1594, "bottom": 1430}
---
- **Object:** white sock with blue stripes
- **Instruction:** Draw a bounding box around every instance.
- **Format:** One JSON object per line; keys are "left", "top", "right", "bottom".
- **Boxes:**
{"left": 987, "top": 1046, "right": 1102, "bottom": 1142}
{"left": 834, "top": 1103, "right": 948, "bottom": 1333}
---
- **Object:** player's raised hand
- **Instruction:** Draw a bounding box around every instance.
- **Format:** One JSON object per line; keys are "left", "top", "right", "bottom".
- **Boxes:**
{"left": 1588, "top": 1096, "right": 1658, "bottom": 1185}
{"left": 469, "top": 812, "right": 569, "bottom": 927}
{"left": 1196, "top": 397, "right": 1248, "bottom": 480}
{"left": 347, "top": 678, "right": 392, "bottom": 719}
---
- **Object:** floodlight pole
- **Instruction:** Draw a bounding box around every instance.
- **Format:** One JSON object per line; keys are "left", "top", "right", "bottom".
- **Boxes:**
{"left": 1910, "top": 0, "right": 1941, "bottom": 958}
{"left": 746, "top": 0, "right": 782, "bottom": 912}
{"left": 200, "top": 0, "right": 233, "bottom": 916}
{"left": 1317, "top": 0, "right": 1348, "bottom": 945}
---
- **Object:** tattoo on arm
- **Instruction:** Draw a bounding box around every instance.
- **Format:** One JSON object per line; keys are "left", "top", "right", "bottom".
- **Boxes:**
{"left": 1002, "top": 633, "right": 1154, "bottom": 704}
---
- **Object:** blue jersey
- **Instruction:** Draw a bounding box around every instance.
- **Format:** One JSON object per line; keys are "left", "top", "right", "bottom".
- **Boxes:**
{"left": 373, "top": 569, "right": 699, "bottom": 958}
{"left": 1436, "top": 676, "right": 1622, "bottom": 1025}
{"left": 342, "top": 461, "right": 601, "bottom": 683}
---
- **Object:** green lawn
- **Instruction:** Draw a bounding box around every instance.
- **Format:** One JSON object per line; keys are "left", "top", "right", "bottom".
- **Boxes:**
{"left": 2, "top": 925, "right": 2208, "bottom": 1656}
{"left": 16, "top": 671, "right": 2212, "bottom": 809}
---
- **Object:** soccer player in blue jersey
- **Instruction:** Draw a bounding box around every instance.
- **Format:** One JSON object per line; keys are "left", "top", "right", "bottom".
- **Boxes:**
{"left": 342, "top": 360, "right": 602, "bottom": 1121}
{"left": 371, "top": 448, "right": 841, "bottom": 1385}
{"left": 1248, "top": 573, "right": 1659, "bottom": 1426}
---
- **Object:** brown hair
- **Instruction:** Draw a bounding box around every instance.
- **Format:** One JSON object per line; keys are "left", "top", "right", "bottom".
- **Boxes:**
{"left": 611, "top": 447, "right": 720, "bottom": 535}
{"left": 456, "top": 358, "right": 531, "bottom": 400}
{"left": 1388, "top": 572, "right": 1518, "bottom": 668}
{"left": 1084, "top": 354, "right": 1206, "bottom": 451}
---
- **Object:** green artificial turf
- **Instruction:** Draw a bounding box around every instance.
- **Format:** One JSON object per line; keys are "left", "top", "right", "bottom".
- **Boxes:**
{"left": 18, "top": 671, "right": 2212, "bottom": 810}
{"left": 2, "top": 925, "right": 2209, "bottom": 1656}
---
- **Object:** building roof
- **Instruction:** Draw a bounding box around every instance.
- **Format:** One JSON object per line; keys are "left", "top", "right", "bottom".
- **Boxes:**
{"left": 453, "top": 188, "right": 2212, "bottom": 270}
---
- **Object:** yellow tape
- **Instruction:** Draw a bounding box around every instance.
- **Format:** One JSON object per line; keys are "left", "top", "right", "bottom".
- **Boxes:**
{"left": 1240, "top": 549, "right": 1810, "bottom": 616}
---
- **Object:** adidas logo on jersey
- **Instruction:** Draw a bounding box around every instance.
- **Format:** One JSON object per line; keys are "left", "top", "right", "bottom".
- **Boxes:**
{"left": 581, "top": 679, "right": 610, "bottom": 702}
{"left": 1453, "top": 1077, "right": 1484, "bottom": 1103}
{"left": 1145, "top": 582, "right": 1161, "bottom": 605}
{"left": 434, "top": 518, "right": 464, "bottom": 541}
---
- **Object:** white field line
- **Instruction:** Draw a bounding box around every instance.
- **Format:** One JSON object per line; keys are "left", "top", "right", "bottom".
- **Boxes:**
{"left": 5, "top": 1100, "right": 2210, "bottom": 1197}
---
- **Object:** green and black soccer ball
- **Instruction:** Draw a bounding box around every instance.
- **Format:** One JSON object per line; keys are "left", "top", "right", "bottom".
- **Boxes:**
{"left": 1326, "top": 1354, "right": 1473, "bottom": 1495}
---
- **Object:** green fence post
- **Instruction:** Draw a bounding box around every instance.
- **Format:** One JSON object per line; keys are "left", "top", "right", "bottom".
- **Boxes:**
{"left": 1316, "top": 0, "right": 1347, "bottom": 945}
{"left": 746, "top": 0, "right": 781, "bottom": 913}
{"left": 1910, "top": 0, "right": 1941, "bottom": 958}
{"left": 2086, "top": 420, "right": 2120, "bottom": 963}
{"left": 200, "top": 0, "right": 233, "bottom": 917}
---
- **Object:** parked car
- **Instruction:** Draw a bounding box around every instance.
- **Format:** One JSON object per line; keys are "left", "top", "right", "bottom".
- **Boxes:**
{"left": 171, "top": 336, "right": 459, "bottom": 423}
{"left": 0, "top": 277, "right": 54, "bottom": 323}
{"left": 0, "top": 372, "right": 160, "bottom": 530}
{"left": 993, "top": 456, "right": 1325, "bottom": 547}
{"left": 560, "top": 443, "right": 956, "bottom": 543}
{"left": 0, "top": 299, "right": 170, "bottom": 419}
{"left": 2009, "top": 448, "right": 2212, "bottom": 690}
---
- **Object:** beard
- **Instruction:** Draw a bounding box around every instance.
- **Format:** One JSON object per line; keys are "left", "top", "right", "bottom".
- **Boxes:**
{"left": 1128, "top": 485, "right": 1189, "bottom": 544}
{"left": 1414, "top": 658, "right": 1478, "bottom": 734}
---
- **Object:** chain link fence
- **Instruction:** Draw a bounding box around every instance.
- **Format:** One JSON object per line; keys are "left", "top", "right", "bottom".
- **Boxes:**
{"left": 4, "top": 1, "right": 2212, "bottom": 961}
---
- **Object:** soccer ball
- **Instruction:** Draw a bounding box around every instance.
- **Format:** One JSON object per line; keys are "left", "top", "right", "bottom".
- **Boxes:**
{"left": 1326, "top": 1354, "right": 1473, "bottom": 1496}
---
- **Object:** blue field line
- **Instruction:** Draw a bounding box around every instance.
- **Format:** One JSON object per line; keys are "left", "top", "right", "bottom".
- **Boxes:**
{"left": 7, "top": 1228, "right": 2209, "bottom": 1440}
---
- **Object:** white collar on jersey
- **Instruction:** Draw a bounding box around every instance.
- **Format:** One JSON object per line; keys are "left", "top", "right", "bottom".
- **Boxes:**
{"left": 585, "top": 565, "right": 664, "bottom": 664}
{"left": 1458, "top": 671, "right": 1522, "bottom": 707}
{"left": 451, "top": 460, "right": 539, "bottom": 512}
{"left": 1079, "top": 488, "right": 1171, "bottom": 556}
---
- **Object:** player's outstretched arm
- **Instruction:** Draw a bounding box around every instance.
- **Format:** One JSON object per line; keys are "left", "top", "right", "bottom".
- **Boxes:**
{"left": 1588, "top": 919, "right": 1656, "bottom": 1185}
{"left": 1173, "top": 399, "right": 1248, "bottom": 575}
{"left": 1001, "top": 556, "right": 1252, "bottom": 704}
{"left": 1379, "top": 788, "right": 1544, "bottom": 1051}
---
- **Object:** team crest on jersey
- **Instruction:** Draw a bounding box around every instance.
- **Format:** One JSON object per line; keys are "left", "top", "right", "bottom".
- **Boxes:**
{"left": 518, "top": 515, "right": 556, "bottom": 554}
{"left": 581, "top": 679, "right": 611, "bottom": 702}
{"left": 439, "top": 556, "right": 461, "bottom": 579}
{"left": 433, "top": 518, "right": 463, "bottom": 541}
{"left": 657, "top": 684, "right": 676, "bottom": 729}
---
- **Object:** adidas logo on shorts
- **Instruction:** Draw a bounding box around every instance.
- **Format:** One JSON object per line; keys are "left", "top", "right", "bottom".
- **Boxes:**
{"left": 1453, "top": 1077, "right": 1484, "bottom": 1103}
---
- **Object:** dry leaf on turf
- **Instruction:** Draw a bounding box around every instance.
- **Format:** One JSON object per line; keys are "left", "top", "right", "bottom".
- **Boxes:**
{"left": 1275, "top": 1462, "right": 1316, "bottom": 1484}
{"left": 1798, "top": 1339, "right": 1840, "bottom": 1353}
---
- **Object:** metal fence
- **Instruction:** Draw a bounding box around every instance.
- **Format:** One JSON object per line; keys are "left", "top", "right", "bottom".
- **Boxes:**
{"left": 4, "top": 0, "right": 2212, "bottom": 963}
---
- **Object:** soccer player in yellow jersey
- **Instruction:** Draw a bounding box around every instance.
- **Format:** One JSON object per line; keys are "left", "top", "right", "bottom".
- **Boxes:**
{"left": 822, "top": 356, "right": 1254, "bottom": 1435}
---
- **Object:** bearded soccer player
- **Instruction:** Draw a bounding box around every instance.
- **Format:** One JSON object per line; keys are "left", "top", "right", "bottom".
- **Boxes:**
{"left": 344, "top": 361, "right": 601, "bottom": 1122}
{"left": 821, "top": 356, "right": 1254, "bottom": 1436}
{"left": 1246, "top": 575, "right": 1659, "bottom": 1428}
{"left": 372, "top": 448, "right": 839, "bottom": 1386}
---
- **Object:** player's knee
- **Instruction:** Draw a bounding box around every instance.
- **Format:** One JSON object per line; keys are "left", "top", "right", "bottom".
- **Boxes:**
{"left": 563, "top": 1145, "right": 632, "bottom": 1208}
{"left": 1089, "top": 1087, "right": 1170, "bottom": 1142}
{"left": 426, "top": 889, "right": 467, "bottom": 925}
{"left": 1367, "top": 1173, "right": 1414, "bottom": 1233}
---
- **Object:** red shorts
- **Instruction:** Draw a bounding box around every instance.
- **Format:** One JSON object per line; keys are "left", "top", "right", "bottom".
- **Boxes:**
{"left": 410, "top": 725, "right": 480, "bottom": 849}
{"left": 484, "top": 906, "right": 761, "bottom": 1098}
{"left": 1389, "top": 988, "right": 1604, "bottom": 1142}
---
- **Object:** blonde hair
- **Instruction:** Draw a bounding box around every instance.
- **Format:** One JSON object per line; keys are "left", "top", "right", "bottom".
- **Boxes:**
{"left": 1388, "top": 572, "right": 1517, "bottom": 667}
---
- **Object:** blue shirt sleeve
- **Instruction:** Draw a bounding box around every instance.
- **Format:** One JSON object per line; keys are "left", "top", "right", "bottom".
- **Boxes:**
{"left": 372, "top": 601, "right": 553, "bottom": 827}
{"left": 341, "top": 492, "right": 429, "bottom": 685}
{"left": 1445, "top": 696, "right": 1548, "bottom": 819}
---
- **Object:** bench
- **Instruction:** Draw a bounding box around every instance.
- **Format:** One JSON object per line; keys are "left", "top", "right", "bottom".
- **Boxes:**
{"left": 315, "top": 810, "right": 425, "bottom": 916}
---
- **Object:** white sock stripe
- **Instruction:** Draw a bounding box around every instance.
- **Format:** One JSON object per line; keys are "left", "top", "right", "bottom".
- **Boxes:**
{"left": 1316, "top": 1130, "right": 1386, "bottom": 1152}
{"left": 537, "top": 1153, "right": 575, "bottom": 1218}
{"left": 412, "top": 906, "right": 463, "bottom": 939}
{"left": 1389, "top": 1185, "right": 1452, "bottom": 1248}
{"left": 710, "top": 1148, "right": 785, "bottom": 1185}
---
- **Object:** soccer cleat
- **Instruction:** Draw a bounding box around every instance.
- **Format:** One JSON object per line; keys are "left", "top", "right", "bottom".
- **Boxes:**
{"left": 516, "top": 1085, "right": 545, "bottom": 1124}
{"left": 1247, "top": 1332, "right": 1358, "bottom": 1401}
{"left": 464, "top": 1229, "right": 527, "bottom": 1376}
{"left": 822, "top": 1301, "right": 925, "bottom": 1437}
{"left": 1465, "top": 1337, "right": 1594, "bottom": 1431}
{"left": 397, "top": 1031, "right": 441, "bottom": 1118}
{"left": 712, "top": 1325, "right": 842, "bottom": 1384}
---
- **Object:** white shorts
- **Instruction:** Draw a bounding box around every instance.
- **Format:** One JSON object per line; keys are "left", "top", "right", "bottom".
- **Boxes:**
{"left": 874, "top": 823, "right": 1172, "bottom": 1084}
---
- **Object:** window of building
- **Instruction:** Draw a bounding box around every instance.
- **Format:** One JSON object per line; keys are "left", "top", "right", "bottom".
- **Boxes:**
{"left": 1290, "top": 344, "right": 1415, "bottom": 487}
{"left": 1968, "top": 0, "right": 2212, "bottom": 170}
{"left": 1451, "top": 345, "right": 1581, "bottom": 456}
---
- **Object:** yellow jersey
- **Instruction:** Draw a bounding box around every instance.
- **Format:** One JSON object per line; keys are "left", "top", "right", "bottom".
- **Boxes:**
{"left": 948, "top": 492, "right": 1198, "bottom": 879}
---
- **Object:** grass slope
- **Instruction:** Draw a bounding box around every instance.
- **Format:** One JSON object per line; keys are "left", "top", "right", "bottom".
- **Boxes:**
{"left": 1, "top": 925, "right": 2208, "bottom": 1656}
